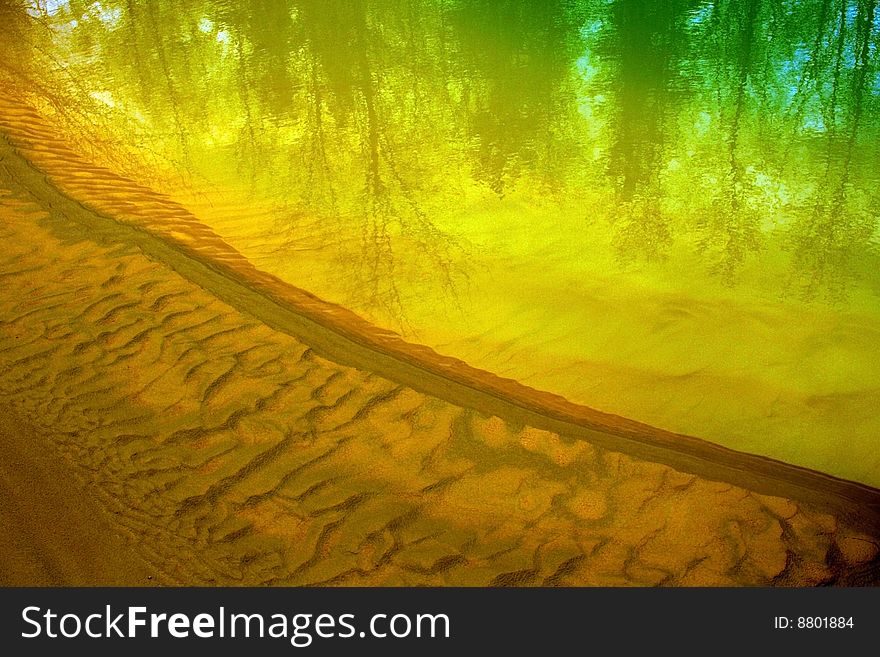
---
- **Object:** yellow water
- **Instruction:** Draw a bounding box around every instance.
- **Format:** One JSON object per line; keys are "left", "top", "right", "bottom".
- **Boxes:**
{"left": 2, "top": 0, "right": 879, "bottom": 485}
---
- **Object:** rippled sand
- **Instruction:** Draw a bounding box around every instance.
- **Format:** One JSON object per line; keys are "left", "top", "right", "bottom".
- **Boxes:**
{"left": 0, "top": 96, "right": 878, "bottom": 586}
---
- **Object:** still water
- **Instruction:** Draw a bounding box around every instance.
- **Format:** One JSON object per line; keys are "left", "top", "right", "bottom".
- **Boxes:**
{"left": 3, "top": 0, "right": 879, "bottom": 484}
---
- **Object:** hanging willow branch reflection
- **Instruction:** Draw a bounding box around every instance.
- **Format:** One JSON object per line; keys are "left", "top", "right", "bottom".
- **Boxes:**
{"left": 786, "top": 0, "right": 878, "bottom": 301}
{"left": 7, "top": 0, "right": 880, "bottom": 307}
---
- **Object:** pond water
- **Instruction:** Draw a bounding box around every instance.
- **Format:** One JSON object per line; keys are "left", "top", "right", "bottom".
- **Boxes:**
{"left": 3, "top": 0, "right": 879, "bottom": 485}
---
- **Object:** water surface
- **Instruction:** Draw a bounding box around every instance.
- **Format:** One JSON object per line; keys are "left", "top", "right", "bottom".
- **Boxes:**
{"left": 4, "top": 0, "right": 880, "bottom": 484}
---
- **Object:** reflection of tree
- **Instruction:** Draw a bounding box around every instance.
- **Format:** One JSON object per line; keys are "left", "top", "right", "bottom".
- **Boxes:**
{"left": 8, "top": 0, "right": 880, "bottom": 306}
{"left": 21, "top": 0, "right": 472, "bottom": 325}
{"left": 450, "top": 0, "right": 587, "bottom": 197}
{"left": 786, "top": 0, "right": 878, "bottom": 301}
{"left": 602, "top": 0, "right": 694, "bottom": 262}
{"left": 142, "top": 1, "right": 193, "bottom": 164}
{"left": 697, "top": 0, "right": 765, "bottom": 282}
{"left": 0, "top": 1, "right": 159, "bottom": 178}
{"left": 682, "top": 0, "right": 878, "bottom": 293}
{"left": 293, "top": 0, "right": 463, "bottom": 321}
{"left": 0, "top": 2, "right": 35, "bottom": 80}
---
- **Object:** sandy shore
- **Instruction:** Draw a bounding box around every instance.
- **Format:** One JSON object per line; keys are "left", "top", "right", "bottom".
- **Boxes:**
{"left": 0, "top": 408, "right": 153, "bottom": 585}
{"left": 1, "top": 95, "right": 879, "bottom": 585}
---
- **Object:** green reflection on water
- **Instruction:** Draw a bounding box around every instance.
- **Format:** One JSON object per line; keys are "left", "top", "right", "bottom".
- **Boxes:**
{"left": 15, "top": 0, "right": 879, "bottom": 300}
{"left": 4, "top": 0, "right": 880, "bottom": 483}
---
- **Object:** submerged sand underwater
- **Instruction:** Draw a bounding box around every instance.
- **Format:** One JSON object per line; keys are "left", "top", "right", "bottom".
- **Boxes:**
{"left": 0, "top": 93, "right": 878, "bottom": 586}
